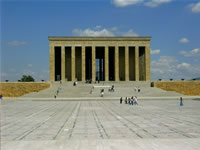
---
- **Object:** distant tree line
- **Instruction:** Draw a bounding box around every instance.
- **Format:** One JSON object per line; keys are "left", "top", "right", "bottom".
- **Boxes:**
{"left": 20, "top": 75, "right": 35, "bottom": 82}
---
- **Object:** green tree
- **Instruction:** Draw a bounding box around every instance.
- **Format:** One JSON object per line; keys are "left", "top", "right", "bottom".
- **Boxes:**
{"left": 21, "top": 75, "right": 35, "bottom": 82}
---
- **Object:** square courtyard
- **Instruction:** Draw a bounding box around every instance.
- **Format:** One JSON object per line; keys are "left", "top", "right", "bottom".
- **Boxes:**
{"left": 1, "top": 99, "right": 200, "bottom": 150}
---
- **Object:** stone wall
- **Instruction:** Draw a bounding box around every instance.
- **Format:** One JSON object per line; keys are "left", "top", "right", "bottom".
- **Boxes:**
{"left": 0, "top": 82, "right": 50, "bottom": 97}
{"left": 152, "top": 81, "right": 200, "bottom": 96}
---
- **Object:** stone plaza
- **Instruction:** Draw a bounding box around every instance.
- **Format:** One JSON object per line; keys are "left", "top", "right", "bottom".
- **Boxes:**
{"left": 1, "top": 98, "right": 200, "bottom": 150}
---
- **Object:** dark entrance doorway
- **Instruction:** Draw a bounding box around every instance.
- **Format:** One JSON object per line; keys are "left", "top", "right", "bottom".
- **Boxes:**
{"left": 109, "top": 47, "right": 115, "bottom": 81}
{"left": 85, "top": 47, "right": 92, "bottom": 80}
{"left": 55, "top": 47, "right": 61, "bottom": 81}
{"left": 96, "top": 47, "right": 105, "bottom": 81}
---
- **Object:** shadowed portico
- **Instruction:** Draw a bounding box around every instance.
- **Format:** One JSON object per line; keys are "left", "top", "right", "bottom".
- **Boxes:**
{"left": 49, "top": 37, "right": 151, "bottom": 82}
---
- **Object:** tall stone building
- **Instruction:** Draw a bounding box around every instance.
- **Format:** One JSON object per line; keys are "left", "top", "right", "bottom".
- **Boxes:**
{"left": 48, "top": 37, "right": 151, "bottom": 82}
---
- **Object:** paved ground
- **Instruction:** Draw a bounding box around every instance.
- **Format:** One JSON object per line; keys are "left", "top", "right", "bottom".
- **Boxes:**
{"left": 1, "top": 98, "right": 200, "bottom": 150}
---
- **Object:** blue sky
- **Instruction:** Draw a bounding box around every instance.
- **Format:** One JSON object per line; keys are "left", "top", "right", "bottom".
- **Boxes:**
{"left": 1, "top": 0, "right": 200, "bottom": 81}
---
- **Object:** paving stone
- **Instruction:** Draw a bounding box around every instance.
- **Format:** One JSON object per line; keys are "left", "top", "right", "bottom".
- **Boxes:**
{"left": 1, "top": 99, "right": 200, "bottom": 149}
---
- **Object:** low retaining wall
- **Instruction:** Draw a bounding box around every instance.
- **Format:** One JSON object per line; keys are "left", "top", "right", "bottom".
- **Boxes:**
{"left": 152, "top": 81, "right": 200, "bottom": 96}
{"left": 0, "top": 82, "right": 50, "bottom": 97}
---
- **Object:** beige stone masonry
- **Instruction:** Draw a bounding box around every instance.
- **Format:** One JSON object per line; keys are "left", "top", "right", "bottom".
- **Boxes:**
{"left": 145, "top": 46, "right": 151, "bottom": 81}
{"left": 81, "top": 46, "right": 86, "bottom": 81}
{"left": 152, "top": 81, "right": 200, "bottom": 96}
{"left": 49, "top": 45, "right": 55, "bottom": 82}
{"left": 61, "top": 46, "right": 65, "bottom": 81}
{"left": 71, "top": 46, "right": 75, "bottom": 81}
{"left": 105, "top": 46, "right": 109, "bottom": 81}
{"left": 48, "top": 37, "right": 151, "bottom": 82}
{"left": 92, "top": 46, "right": 96, "bottom": 82}
{"left": 115, "top": 46, "right": 119, "bottom": 81}
{"left": 135, "top": 46, "right": 139, "bottom": 81}
{"left": 125, "top": 46, "right": 129, "bottom": 81}
{"left": 0, "top": 82, "right": 50, "bottom": 97}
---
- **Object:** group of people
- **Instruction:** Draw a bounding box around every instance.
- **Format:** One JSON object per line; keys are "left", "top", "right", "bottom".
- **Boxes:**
{"left": 108, "top": 85, "right": 115, "bottom": 92}
{"left": 85, "top": 79, "right": 92, "bottom": 84}
{"left": 120, "top": 96, "right": 138, "bottom": 105}
{"left": 73, "top": 81, "right": 78, "bottom": 86}
{"left": 134, "top": 87, "right": 141, "bottom": 92}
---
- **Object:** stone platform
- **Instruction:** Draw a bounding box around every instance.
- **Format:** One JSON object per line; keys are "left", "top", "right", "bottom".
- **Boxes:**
{"left": 21, "top": 82, "right": 182, "bottom": 98}
{"left": 1, "top": 98, "right": 200, "bottom": 150}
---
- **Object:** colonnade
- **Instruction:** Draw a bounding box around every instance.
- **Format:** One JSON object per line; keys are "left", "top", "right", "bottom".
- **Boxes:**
{"left": 50, "top": 45, "right": 150, "bottom": 82}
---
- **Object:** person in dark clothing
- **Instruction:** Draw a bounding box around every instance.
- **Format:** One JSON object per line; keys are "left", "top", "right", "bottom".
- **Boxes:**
{"left": 180, "top": 97, "right": 183, "bottom": 106}
{"left": 125, "top": 97, "right": 127, "bottom": 104}
{"left": 120, "top": 97, "right": 123, "bottom": 104}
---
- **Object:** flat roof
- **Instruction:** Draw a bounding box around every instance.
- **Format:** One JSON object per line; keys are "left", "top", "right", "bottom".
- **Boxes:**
{"left": 48, "top": 36, "right": 151, "bottom": 41}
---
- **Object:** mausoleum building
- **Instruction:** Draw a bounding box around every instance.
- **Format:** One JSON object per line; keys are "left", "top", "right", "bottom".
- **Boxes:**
{"left": 48, "top": 37, "right": 151, "bottom": 82}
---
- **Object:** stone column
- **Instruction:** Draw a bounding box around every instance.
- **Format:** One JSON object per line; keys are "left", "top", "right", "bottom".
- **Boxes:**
{"left": 61, "top": 46, "right": 65, "bottom": 81}
{"left": 145, "top": 45, "right": 151, "bottom": 81}
{"left": 135, "top": 46, "right": 139, "bottom": 81}
{"left": 104, "top": 46, "right": 109, "bottom": 81}
{"left": 71, "top": 46, "right": 75, "bottom": 81}
{"left": 115, "top": 46, "right": 119, "bottom": 81}
{"left": 49, "top": 44, "right": 55, "bottom": 82}
{"left": 92, "top": 46, "right": 96, "bottom": 82}
{"left": 82, "top": 46, "right": 86, "bottom": 81}
{"left": 125, "top": 46, "right": 129, "bottom": 81}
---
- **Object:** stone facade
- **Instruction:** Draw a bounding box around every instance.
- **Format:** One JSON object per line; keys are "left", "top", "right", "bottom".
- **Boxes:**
{"left": 0, "top": 82, "right": 50, "bottom": 97}
{"left": 152, "top": 81, "right": 200, "bottom": 96}
{"left": 49, "top": 37, "right": 151, "bottom": 82}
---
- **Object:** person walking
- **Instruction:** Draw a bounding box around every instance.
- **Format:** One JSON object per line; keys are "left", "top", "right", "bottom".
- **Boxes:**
{"left": 125, "top": 97, "right": 127, "bottom": 104}
{"left": 180, "top": 97, "right": 183, "bottom": 106}
{"left": 131, "top": 96, "right": 134, "bottom": 105}
{"left": 120, "top": 97, "right": 123, "bottom": 104}
{"left": 134, "top": 96, "right": 138, "bottom": 105}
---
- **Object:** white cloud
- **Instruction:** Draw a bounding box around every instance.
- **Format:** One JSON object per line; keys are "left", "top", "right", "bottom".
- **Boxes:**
{"left": 151, "top": 55, "right": 200, "bottom": 80}
{"left": 151, "top": 49, "right": 160, "bottom": 55}
{"left": 7, "top": 40, "right": 27, "bottom": 46}
{"left": 151, "top": 56, "right": 177, "bottom": 74}
{"left": 144, "top": 0, "right": 172, "bottom": 8}
{"left": 189, "top": 2, "right": 200, "bottom": 13}
{"left": 95, "top": 25, "right": 102, "bottom": 29}
{"left": 112, "top": 0, "right": 143, "bottom": 7}
{"left": 28, "top": 64, "right": 33, "bottom": 67}
{"left": 72, "top": 26, "right": 139, "bottom": 37}
{"left": 177, "top": 62, "right": 191, "bottom": 69}
{"left": 179, "top": 38, "right": 189, "bottom": 43}
{"left": 112, "top": 0, "right": 172, "bottom": 8}
{"left": 180, "top": 48, "right": 200, "bottom": 57}
{"left": 151, "top": 56, "right": 178, "bottom": 80}
{"left": 122, "top": 29, "right": 138, "bottom": 37}
{"left": 73, "top": 28, "right": 114, "bottom": 37}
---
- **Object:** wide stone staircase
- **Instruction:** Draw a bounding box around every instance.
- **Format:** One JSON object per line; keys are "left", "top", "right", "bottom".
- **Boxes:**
{"left": 22, "top": 81, "right": 182, "bottom": 98}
